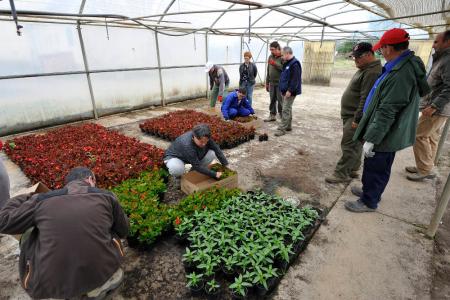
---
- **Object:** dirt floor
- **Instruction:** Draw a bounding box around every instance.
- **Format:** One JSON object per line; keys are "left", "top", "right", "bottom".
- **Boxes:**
{"left": 0, "top": 62, "right": 449, "bottom": 299}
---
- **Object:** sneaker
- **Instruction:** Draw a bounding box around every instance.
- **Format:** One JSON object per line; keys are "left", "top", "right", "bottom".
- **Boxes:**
{"left": 274, "top": 130, "right": 286, "bottom": 137}
{"left": 405, "top": 166, "right": 418, "bottom": 173}
{"left": 344, "top": 199, "right": 376, "bottom": 213}
{"left": 325, "top": 174, "right": 350, "bottom": 184}
{"left": 406, "top": 172, "right": 437, "bottom": 182}
{"left": 264, "top": 115, "right": 276, "bottom": 122}
{"left": 350, "top": 171, "right": 359, "bottom": 179}
{"left": 351, "top": 186, "right": 363, "bottom": 198}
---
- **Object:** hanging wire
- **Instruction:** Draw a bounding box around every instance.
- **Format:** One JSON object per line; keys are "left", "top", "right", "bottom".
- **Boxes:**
{"left": 8, "top": 0, "right": 23, "bottom": 36}
{"left": 105, "top": 17, "right": 110, "bottom": 40}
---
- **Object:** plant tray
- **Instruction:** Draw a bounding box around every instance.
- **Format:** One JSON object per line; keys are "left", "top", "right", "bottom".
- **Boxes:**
{"left": 181, "top": 171, "right": 238, "bottom": 195}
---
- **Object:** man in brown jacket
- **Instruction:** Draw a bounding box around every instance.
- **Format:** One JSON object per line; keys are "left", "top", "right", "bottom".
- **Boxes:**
{"left": 406, "top": 30, "right": 450, "bottom": 181}
{"left": 0, "top": 167, "right": 129, "bottom": 299}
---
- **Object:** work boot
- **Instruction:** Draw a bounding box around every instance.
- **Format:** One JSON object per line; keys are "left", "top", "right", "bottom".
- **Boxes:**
{"left": 344, "top": 199, "right": 376, "bottom": 213}
{"left": 264, "top": 115, "right": 276, "bottom": 122}
{"left": 350, "top": 171, "right": 359, "bottom": 179}
{"left": 286, "top": 127, "right": 292, "bottom": 132}
{"left": 405, "top": 166, "right": 418, "bottom": 173}
{"left": 351, "top": 186, "right": 363, "bottom": 198}
{"left": 406, "top": 172, "right": 436, "bottom": 182}
{"left": 325, "top": 174, "right": 350, "bottom": 184}
{"left": 274, "top": 130, "right": 286, "bottom": 137}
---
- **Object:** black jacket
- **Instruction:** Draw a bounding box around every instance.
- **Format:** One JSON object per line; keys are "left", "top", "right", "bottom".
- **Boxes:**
{"left": 239, "top": 62, "right": 258, "bottom": 85}
{"left": 279, "top": 57, "right": 302, "bottom": 96}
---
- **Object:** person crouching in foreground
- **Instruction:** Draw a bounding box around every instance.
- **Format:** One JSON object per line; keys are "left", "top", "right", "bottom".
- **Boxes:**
{"left": 0, "top": 167, "right": 129, "bottom": 299}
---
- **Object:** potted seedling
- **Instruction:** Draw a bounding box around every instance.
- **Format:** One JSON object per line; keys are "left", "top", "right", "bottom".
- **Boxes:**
{"left": 229, "top": 274, "right": 252, "bottom": 299}
{"left": 182, "top": 247, "right": 197, "bottom": 271}
{"left": 186, "top": 271, "right": 204, "bottom": 296}
{"left": 205, "top": 279, "right": 221, "bottom": 300}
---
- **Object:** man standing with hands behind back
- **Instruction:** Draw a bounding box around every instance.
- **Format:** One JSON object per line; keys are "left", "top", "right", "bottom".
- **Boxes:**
{"left": 264, "top": 41, "right": 284, "bottom": 122}
{"left": 326, "top": 42, "right": 382, "bottom": 184}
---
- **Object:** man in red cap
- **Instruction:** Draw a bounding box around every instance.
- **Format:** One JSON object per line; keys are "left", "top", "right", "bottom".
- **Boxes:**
{"left": 406, "top": 30, "right": 450, "bottom": 181}
{"left": 345, "top": 28, "right": 430, "bottom": 212}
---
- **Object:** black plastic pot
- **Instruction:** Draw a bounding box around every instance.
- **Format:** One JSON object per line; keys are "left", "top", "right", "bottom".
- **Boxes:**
{"left": 205, "top": 288, "right": 220, "bottom": 300}
{"left": 189, "top": 282, "right": 205, "bottom": 297}
{"left": 231, "top": 287, "right": 248, "bottom": 300}
{"left": 221, "top": 265, "right": 235, "bottom": 280}
{"left": 275, "top": 258, "right": 289, "bottom": 274}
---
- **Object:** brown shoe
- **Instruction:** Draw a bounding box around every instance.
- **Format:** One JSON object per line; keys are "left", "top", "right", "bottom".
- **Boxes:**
{"left": 350, "top": 171, "right": 359, "bottom": 179}
{"left": 325, "top": 174, "right": 350, "bottom": 184}
{"left": 405, "top": 166, "right": 418, "bottom": 174}
{"left": 264, "top": 115, "right": 276, "bottom": 122}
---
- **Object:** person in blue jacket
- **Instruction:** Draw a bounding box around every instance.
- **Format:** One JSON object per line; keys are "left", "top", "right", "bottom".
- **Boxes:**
{"left": 221, "top": 88, "right": 255, "bottom": 120}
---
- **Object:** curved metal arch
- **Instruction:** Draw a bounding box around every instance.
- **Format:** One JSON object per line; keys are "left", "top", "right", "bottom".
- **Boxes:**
{"left": 270, "top": 1, "right": 343, "bottom": 36}
{"left": 158, "top": 0, "right": 177, "bottom": 24}
{"left": 241, "top": 0, "right": 295, "bottom": 34}
{"left": 209, "top": 3, "right": 236, "bottom": 28}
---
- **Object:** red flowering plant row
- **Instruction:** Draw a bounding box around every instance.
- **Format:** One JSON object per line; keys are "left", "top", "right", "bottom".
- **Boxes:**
{"left": 139, "top": 110, "right": 256, "bottom": 149}
{"left": 4, "top": 123, "right": 164, "bottom": 189}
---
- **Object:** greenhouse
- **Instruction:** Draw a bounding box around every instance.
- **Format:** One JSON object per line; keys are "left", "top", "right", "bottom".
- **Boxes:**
{"left": 0, "top": 0, "right": 449, "bottom": 299}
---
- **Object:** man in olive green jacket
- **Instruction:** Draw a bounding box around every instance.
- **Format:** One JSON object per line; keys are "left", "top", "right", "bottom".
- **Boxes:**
{"left": 345, "top": 28, "right": 430, "bottom": 213}
{"left": 325, "top": 42, "right": 382, "bottom": 183}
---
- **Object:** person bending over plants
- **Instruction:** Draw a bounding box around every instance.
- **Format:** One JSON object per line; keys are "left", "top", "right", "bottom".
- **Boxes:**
{"left": 164, "top": 124, "right": 229, "bottom": 187}
{"left": 0, "top": 167, "right": 129, "bottom": 299}
{"left": 221, "top": 88, "right": 255, "bottom": 121}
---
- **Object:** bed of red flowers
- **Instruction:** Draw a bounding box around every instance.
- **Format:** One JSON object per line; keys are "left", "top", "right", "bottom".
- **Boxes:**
{"left": 139, "top": 110, "right": 256, "bottom": 148}
{"left": 4, "top": 123, "right": 164, "bottom": 189}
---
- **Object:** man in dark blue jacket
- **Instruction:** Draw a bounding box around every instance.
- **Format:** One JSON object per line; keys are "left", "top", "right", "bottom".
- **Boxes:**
{"left": 275, "top": 46, "right": 302, "bottom": 137}
{"left": 221, "top": 88, "right": 255, "bottom": 120}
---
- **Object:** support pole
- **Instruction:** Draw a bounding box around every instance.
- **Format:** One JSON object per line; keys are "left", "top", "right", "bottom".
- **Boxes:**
{"left": 240, "top": 35, "right": 244, "bottom": 63}
{"left": 154, "top": 31, "right": 165, "bottom": 106}
{"left": 426, "top": 173, "right": 450, "bottom": 238}
{"left": 77, "top": 21, "right": 99, "bottom": 119}
{"left": 205, "top": 32, "right": 209, "bottom": 99}
{"left": 264, "top": 39, "right": 269, "bottom": 85}
{"left": 435, "top": 118, "right": 450, "bottom": 165}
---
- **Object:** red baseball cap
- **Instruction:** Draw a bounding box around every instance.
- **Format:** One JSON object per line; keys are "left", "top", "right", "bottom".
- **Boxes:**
{"left": 372, "top": 28, "right": 410, "bottom": 51}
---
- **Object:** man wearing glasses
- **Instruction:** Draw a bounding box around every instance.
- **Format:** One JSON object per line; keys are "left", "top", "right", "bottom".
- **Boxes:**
{"left": 345, "top": 28, "right": 430, "bottom": 213}
{"left": 326, "top": 42, "right": 382, "bottom": 184}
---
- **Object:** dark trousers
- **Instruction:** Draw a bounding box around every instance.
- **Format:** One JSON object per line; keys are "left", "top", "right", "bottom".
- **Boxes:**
{"left": 361, "top": 151, "right": 396, "bottom": 209}
{"left": 269, "top": 84, "right": 282, "bottom": 116}
{"left": 334, "top": 118, "right": 363, "bottom": 178}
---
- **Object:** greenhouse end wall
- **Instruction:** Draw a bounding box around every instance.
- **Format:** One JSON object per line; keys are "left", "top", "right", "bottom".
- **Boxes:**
{"left": 0, "top": 22, "right": 305, "bottom": 136}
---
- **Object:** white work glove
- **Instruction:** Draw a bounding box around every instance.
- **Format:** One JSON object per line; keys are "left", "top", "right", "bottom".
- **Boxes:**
{"left": 363, "top": 142, "right": 375, "bottom": 158}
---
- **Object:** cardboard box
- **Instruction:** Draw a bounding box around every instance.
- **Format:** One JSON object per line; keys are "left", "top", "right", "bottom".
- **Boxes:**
{"left": 13, "top": 182, "right": 50, "bottom": 241}
{"left": 19, "top": 182, "right": 50, "bottom": 195}
{"left": 181, "top": 171, "right": 238, "bottom": 194}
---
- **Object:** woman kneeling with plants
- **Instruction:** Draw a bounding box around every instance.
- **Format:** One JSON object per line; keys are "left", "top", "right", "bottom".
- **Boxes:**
{"left": 164, "top": 124, "right": 229, "bottom": 188}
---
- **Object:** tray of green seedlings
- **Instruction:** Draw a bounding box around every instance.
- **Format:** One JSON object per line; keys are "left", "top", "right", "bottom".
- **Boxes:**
{"left": 175, "top": 191, "right": 321, "bottom": 299}
{"left": 209, "top": 163, "right": 236, "bottom": 180}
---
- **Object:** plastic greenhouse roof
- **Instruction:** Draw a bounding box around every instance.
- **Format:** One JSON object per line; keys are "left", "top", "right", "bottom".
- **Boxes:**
{"left": 0, "top": 0, "right": 448, "bottom": 41}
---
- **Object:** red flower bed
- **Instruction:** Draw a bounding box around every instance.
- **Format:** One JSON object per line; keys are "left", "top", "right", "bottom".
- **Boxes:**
{"left": 139, "top": 110, "right": 255, "bottom": 148}
{"left": 4, "top": 123, "right": 164, "bottom": 189}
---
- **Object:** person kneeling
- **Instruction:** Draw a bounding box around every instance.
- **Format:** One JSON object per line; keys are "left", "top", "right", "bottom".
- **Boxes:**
{"left": 221, "top": 88, "right": 255, "bottom": 121}
{"left": 0, "top": 167, "right": 129, "bottom": 300}
{"left": 164, "top": 124, "right": 229, "bottom": 188}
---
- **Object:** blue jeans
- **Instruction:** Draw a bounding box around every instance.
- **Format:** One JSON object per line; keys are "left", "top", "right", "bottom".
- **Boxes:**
{"left": 228, "top": 107, "right": 252, "bottom": 119}
{"left": 240, "top": 81, "right": 255, "bottom": 107}
{"left": 361, "top": 151, "right": 396, "bottom": 209}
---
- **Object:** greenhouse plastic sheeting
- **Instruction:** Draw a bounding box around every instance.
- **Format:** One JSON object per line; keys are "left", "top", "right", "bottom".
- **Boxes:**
{"left": 158, "top": 33, "right": 206, "bottom": 67}
{"left": 0, "top": 22, "right": 84, "bottom": 76}
{"left": 0, "top": 75, "right": 93, "bottom": 135}
{"left": 82, "top": 26, "right": 158, "bottom": 70}
{"left": 90, "top": 70, "right": 161, "bottom": 116}
{"left": 162, "top": 67, "right": 206, "bottom": 104}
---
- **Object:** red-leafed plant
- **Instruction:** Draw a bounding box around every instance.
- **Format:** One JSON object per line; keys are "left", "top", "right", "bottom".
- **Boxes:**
{"left": 139, "top": 110, "right": 255, "bottom": 148}
{"left": 4, "top": 123, "right": 164, "bottom": 189}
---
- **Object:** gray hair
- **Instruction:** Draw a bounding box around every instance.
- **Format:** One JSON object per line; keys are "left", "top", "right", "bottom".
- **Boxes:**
{"left": 192, "top": 124, "right": 211, "bottom": 139}
{"left": 65, "top": 167, "right": 95, "bottom": 184}
{"left": 282, "top": 46, "right": 293, "bottom": 54}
